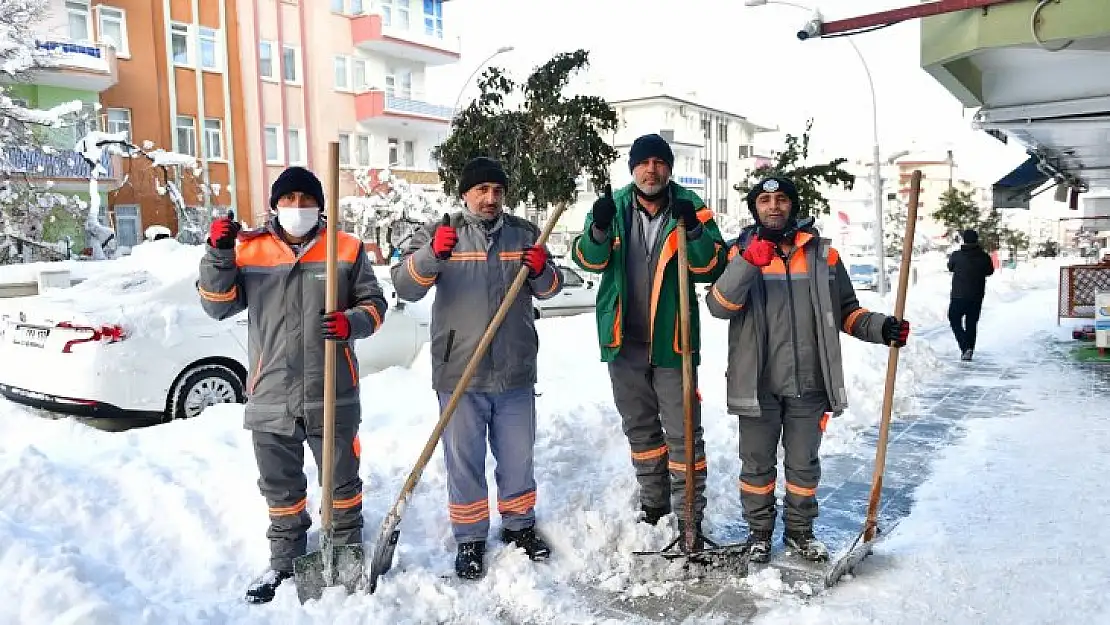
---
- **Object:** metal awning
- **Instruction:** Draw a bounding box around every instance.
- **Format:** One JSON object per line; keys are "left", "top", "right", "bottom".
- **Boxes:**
{"left": 992, "top": 156, "right": 1053, "bottom": 209}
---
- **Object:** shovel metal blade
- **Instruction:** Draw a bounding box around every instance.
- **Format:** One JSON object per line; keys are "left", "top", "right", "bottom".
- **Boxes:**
{"left": 292, "top": 543, "right": 366, "bottom": 604}
{"left": 824, "top": 533, "right": 874, "bottom": 588}
{"left": 367, "top": 527, "right": 400, "bottom": 593}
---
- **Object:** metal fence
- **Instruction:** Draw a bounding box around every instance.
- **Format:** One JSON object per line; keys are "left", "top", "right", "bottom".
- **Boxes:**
{"left": 1059, "top": 264, "right": 1110, "bottom": 320}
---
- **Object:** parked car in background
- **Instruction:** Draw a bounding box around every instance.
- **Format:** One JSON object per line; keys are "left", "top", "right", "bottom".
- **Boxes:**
{"left": 534, "top": 265, "right": 597, "bottom": 319}
{"left": 0, "top": 246, "right": 429, "bottom": 423}
{"left": 846, "top": 259, "right": 891, "bottom": 292}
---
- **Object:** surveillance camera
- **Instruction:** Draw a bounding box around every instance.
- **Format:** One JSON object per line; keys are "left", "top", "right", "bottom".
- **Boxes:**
{"left": 797, "top": 18, "right": 821, "bottom": 40}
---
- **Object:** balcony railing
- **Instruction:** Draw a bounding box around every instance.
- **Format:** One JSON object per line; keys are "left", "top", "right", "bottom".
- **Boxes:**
{"left": 385, "top": 93, "right": 453, "bottom": 120}
{"left": 1, "top": 147, "right": 116, "bottom": 181}
{"left": 34, "top": 40, "right": 115, "bottom": 73}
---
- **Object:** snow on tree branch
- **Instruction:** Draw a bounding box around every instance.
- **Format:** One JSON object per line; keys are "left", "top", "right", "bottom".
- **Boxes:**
{"left": 340, "top": 167, "right": 459, "bottom": 256}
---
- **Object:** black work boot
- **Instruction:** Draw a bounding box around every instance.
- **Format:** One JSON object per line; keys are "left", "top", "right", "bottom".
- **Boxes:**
{"left": 500, "top": 525, "right": 552, "bottom": 561}
{"left": 455, "top": 541, "right": 486, "bottom": 579}
{"left": 244, "top": 569, "right": 293, "bottom": 604}
{"left": 744, "top": 530, "right": 774, "bottom": 564}
{"left": 784, "top": 529, "right": 830, "bottom": 562}
{"left": 640, "top": 504, "right": 671, "bottom": 526}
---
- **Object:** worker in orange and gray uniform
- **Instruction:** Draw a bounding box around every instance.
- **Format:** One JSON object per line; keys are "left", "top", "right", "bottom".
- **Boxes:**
{"left": 706, "top": 176, "right": 910, "bottom": 564}
{"left": 197, "top": 166, "right": 388, "bottom": 604}
{"left": 391, "top": 157, "right": 561, "bottom": 581}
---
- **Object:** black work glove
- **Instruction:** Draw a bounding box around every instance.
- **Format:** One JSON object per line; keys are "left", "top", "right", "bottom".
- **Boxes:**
{"left": 673, "top": 199, "right": 699, "bottom": 231}
{"left": 881, "top": 316, "right": 910, "bottom": 347}
{"left": 591, "top": 185, "right": 616, "bottom": 231}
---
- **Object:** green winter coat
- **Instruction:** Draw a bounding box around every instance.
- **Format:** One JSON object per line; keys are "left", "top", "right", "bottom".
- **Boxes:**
{"left": 571, "top": 182, "right": 727, "bottom": 368}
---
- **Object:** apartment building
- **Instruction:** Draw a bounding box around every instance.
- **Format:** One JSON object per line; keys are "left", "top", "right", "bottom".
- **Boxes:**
{"left": 894, "top": 152, "right": 986, "bottom": 246}
{"left": 56, "top": 0, "right": 251, "bottom": 247}
{"left": 1, "top": 1, "right": 120, "bottom": 251}
{"left": 565, "top": 92, "right": 772, "bottom": 235}
{"left": 238, "top": 0, "right": 458, "bottom": 225}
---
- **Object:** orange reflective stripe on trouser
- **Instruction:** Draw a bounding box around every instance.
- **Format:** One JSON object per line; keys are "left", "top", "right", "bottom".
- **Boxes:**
{"left": 268, "top": 497, "right": 308, "bottom": 517}
{"left": 738, "top": 479, "right": 776, "bottom": 495}
{"left": 333, "top": 492, "right": 363, "bottom": 510}
{"left": 448, "top": 499, "right": 491, "bottom": 524}
{"left": 352, "top": 434, "right": 361, "bottom": 459}
{"left": 631, "top": 445, "right": 668, "bottom": 462}
{"left": 497, "top": 490, "right": 537, "bottom": 515}
{"left": 785, "top": 482, "right": 817, "bottom": 497}
{"left": 668, "top": 458, "right": 708, "bottom": 472}
{"left": 819, "top": 412, "right": 830, "bottom": 433}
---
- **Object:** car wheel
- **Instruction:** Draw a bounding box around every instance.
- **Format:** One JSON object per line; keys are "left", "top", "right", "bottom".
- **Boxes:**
{"left": 168, "top": 363, "right": 244, "bottom": 421}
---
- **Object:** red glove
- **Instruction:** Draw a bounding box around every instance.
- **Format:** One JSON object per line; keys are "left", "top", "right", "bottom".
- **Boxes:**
{"left": 522, "top": 245, "right": 548, "bottom": 278}
{"left": 321, "top": 310, "right": 351, "bottom": 341}
{"left": 882, "top": 316, "right": 910, "bottom": 347}
{"left": 208, "top": 210, "right": 240, "bottom": 249}
{"left": 431, "top": 213, "right": 458, "bottom": 260}
{"left": 741, "top": 237, "right": 776, "bottom": 267}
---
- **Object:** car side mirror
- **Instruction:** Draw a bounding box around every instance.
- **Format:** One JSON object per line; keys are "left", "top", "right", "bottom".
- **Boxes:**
{"left": 586, "top": 280, "right": 594, "bottom": 289}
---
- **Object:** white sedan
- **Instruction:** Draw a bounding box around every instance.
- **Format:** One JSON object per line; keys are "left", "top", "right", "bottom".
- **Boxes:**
{"left": 533, "top": 265, "right": 597, "bottom": 319}
{"left": 0, "top": 244, "right": 429, "bottom": 422}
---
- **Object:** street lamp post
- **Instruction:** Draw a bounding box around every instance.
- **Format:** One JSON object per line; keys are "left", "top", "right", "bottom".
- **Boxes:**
{"left": 744, "top": 0, "right": 887, "bottom": 295}
{"left": 452, "top": 45, "right": 515, "bottom": 116}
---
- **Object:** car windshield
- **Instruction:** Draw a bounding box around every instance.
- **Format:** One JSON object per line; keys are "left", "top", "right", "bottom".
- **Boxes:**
{"left": 850, "top": 264, "right": 877, "bottom": 276}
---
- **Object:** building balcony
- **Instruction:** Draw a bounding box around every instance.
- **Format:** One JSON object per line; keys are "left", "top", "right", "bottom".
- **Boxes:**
{"left": 673, "top": 173, "right": 706, "bottom": 188}
{"left": 27, "top": 41, "right": 119, "bottom": 92}
{"left": 351, "top": 11, "right": 461, "bottom": 66}
{"left": 355, "top": 90, "right": 454, "bottom": 130}
{"left": 2, "top": 147, "right": 119, "bottom": 192}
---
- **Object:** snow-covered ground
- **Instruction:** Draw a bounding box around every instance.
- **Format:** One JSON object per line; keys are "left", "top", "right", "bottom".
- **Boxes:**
{"left": 0, "top": 250, "right": 1097, "bottom": 624}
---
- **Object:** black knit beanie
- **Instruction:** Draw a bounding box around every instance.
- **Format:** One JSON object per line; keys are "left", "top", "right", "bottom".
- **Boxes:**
{"left": 628, "top": 133, "right": 675, "bottom": 172}
{"left": 745, "top": 176, "right": 801, "bottom": 222}
{"left": 270, "top": 166, "right": 325, "bottom": 211}
{"left": 458, "top": 157, "right": 509, "bottom": 195}
{"left": 962, "top": 229, "right": 979, "bottom": 245}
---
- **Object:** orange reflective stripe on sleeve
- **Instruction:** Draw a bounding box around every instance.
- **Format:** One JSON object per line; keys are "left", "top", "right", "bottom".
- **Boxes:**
{"left": 535, "top": 265, "right": 561, "bottom": 297}
{"left": 448, "top": 499, "right": 490, "bottom": 524}
{"left": 268, "top": 497, "right": 308, "bottom": 517}
{"left": 844, "top": 308, "right": 869, "bottom": 334}
{"left": 574, "top": 242, "right": 609, "bottom": 271}
{"left": 631, "top": 445, "right": 668, "bottom": 462}
{"left": 198, "top": 284, "right": 238, "bottom": 303}
{"left": 497, "top": 490, "right": 537, "bottom": 515}
{"left": 710, "top": 285, "right": 744, "bottom": 312}
{"left": 739, "top": 480, "right": 776, "bottom": 495}
{"left": 359, "top": 303, "right": 382, "bottom": 329}
{"left": 785, "top": 482, "right": 817, "bottom": 497}
{"left": 405, "top": 255, "right": 435, "bottom": 287}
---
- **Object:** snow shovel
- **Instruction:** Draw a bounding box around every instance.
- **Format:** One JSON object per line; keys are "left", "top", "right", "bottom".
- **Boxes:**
{"left": 293, "top": 142, "right": 366, "bottom": 603}
{"left": 632, "top": 215, "right": 748, "bottom": 575}
{"left": 824, "top": 169, "right": 922, "bottom": 588}
{"left": 367, "top": 203, "right": 569, "bottom": 593}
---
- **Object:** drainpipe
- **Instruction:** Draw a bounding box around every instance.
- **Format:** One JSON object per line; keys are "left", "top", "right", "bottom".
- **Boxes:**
{"left": 163, "top": 0, "right": 180, "bottom": 228}
{"left": 191, "top": 0, "right": 211, "bottom": 215}
{"left": 217, "top": 0, "right": 237, "bottom": 217}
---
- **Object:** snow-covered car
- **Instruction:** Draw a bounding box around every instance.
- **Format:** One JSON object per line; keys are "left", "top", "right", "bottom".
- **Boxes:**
{"left": 533, "top": 265, "right": 597, "bottom": 319}
{"left": 0, "top": 242, "right": 429, "bottom": 422}
{"left": 847, "top": 260, "right": 891, "bottom": 292}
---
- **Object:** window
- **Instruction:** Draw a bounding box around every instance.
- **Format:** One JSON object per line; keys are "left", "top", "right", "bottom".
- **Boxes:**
{"left": 175, "top": 116, "right": 196, "bottom": 156}
{"left": 384, "top": 73, "right": 396, "bottom": 95}
{"left": 738, "top": 144, "right": 752, "bottom": 158}
{"left": 338, "top": 132, "right": 352, "bottom": 166}
{"left": 718, "top": 199, "right": 727, "bottom": 213}
{"left": 334, "top": 56, "right": 349, "bottom": 90}
{"left": 282, "top": 45, "right": 300, "bottom": 84}
{"left": 204, "top": 119, "right": 223, "bottom": 160}
{"left": 423, "top": 0, "right": 443, "bottom": 37}
{"left": 380, "top": 0, "right": 393, "bottom": 25}
{"left": 259, "top": 41, "right": 276, "bottom": 79}
{"left": 171, "top": 23, "right": 192, "bottom": 66}
{"left": 264, "top": 125, "right": 282, "bottom": 163}
{"left": 106, "top": 108, "right": 131, "bottom": 138}
{"left": 356, "top": 135, "right": 370, "bottom": 167}
{"left": 400, "top": 71, "right": 413, "bottom": 98}
{"left": 718, "top": 161, "right": 727, "bottom": 178}
{"left": 71, "top": 102, "right": 98, "bottom": 146}
{"left": 330, "top": 0, "right": 344, "bottom": 11}
{"left": 397, "top": 0, "right": 411, "bottom": 29}
{"left": 113, "top": 205, "right": 141, "bottom": 248}
{"left": 717, "top": 122, "right": 728, "bottom": 142}
{"left": 67, "top": 1, "right": 92, "bottom": 42}
{"left": 287, "top": 128, "right": 304, "bottom": 165}
{"left": 700, "top": 119, "right": 711, "bottom": 140}
{"left": 96, "top": 6, "right": 128, "bottom": 56}
{"left": 351, "top": 59, "right": 367, "bottom": 91}
{"left": 559, "top": 267, "right": 584, "bottom": 287}
{"left": 199, "top": 27, "right": 220, "bottom": 70}
{"left": 701, "top": 159, "right": 710, "bottom": 176}
{"left": 403, "top": 140, "right": 415, "bottom": 167}
{"left": 387, "top": 138, "right": 399, "bottom": 166}
{"left": 350, "top": 0, "right": 365, "bottom": 14}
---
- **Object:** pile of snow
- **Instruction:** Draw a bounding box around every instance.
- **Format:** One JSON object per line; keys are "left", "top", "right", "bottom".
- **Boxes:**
{"left": 0, "top": 256, "right": 1085, "bottom": 623}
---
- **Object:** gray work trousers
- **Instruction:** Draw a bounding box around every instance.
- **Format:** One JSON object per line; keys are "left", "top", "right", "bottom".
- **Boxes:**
{"left": 738, "top": 391, "right": 829, "bottom": 533}
{"left": 608, "top": 341, "right": 707, "bottom": 521}
{"left": 251, "top": 419, "right": 363, "bottom": 572}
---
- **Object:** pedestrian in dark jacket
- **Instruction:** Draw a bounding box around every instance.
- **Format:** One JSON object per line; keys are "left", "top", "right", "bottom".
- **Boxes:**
{"left": 947, "top": 228, "right": 995, "bottom": 361}
{"left": 705, "top": 176, "right": 911, "bottom": 564}
{"left": 572, "top": 133, "right": 728, "bottom": 549}
{"left": 198, "top": 166, "right": 388, "bottom": 603}
{"left": 391, "top": 157, "right": 562, "bottom": 580}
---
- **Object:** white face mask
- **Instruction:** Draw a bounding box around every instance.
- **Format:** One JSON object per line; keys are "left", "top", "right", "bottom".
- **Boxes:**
{"left": 277, "top": 207, "right": 319, "bottom": 237}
